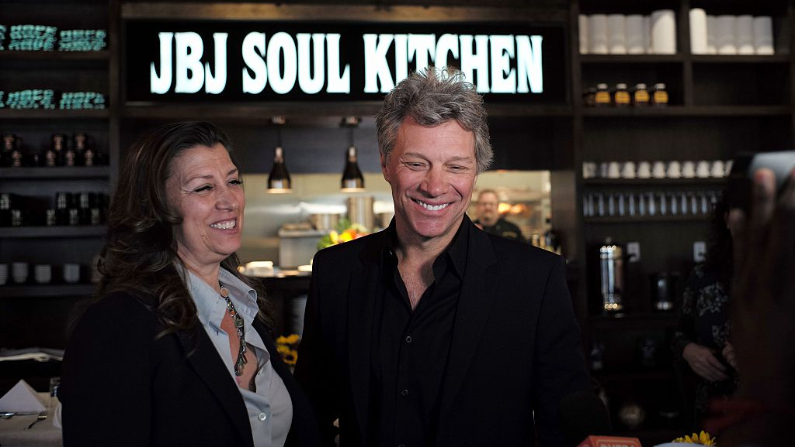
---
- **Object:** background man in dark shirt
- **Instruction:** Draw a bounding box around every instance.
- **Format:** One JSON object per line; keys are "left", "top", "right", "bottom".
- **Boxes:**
{"left": 474, "top": 188, "right": 527, "bottom": 242}
{"left": 295, "top": 67, "right": 591, "bottom": 446}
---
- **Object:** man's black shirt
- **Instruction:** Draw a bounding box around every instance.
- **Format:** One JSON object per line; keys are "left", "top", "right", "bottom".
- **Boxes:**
{"left": 367, "top": 221, "right": 469, "bottom": 447}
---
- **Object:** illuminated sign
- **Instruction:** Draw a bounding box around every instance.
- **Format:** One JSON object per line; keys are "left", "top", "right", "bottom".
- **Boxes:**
{"left": 125, "top": 21, "right": 566, "bottom": 103}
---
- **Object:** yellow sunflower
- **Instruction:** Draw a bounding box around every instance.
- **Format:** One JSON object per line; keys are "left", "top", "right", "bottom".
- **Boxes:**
{"left": 672, "top": 430, "right": 716, "bottom": 446}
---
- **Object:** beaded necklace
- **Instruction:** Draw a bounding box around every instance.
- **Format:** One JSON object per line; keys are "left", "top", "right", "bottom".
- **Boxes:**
{"left": 219, "top": 283, "right": 247, "bottom": 376}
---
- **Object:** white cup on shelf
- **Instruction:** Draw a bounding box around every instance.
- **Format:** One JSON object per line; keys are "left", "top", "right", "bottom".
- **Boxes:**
{"left": 582, "top": 162, "right": 597, "bottom": 179}
{"left": 667, "top": 161, "right": 682, "bottom": 178}
{"left": 682, "top": 161, "right": 696, "bottom": 178}
{"left": 696, "top": 160, "right": 711, "bottom": 178}
{"left": 12, "top": 262, "right": 28, "bottom": 284}
{"left": 607, "top": 161, "right": 622, "bottom": 179}
{"left": 652, "top": 161, "right": 667, "bottom": 178}
{"left": 598, "top": 162, "right": 609, "bottom": 178}
{"left": 711, "top": 160, "right": 726, "bottom": 178}
{"left": 63, "top": 263, "right": 81, "bottom": 284}
{"left": 622, "top": 161, "right": 637, "bottom": 179}
{"left": 35, "top": 265, "right": 52, "bottom": 284}
{"left": 637, "top": 161, "right": 652, "bottom": 179}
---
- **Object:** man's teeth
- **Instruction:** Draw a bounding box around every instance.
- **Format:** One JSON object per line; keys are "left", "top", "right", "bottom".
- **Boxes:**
{"left": 210, "top": 220, "right": 236, "bottom": 230}
{"left": 416, "top": 200, "right": 449, "bottom": 211}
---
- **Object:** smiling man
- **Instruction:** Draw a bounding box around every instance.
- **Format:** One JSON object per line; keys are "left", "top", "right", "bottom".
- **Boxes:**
{"left": 296, "top": 68, "right": 591, "bottom": 446}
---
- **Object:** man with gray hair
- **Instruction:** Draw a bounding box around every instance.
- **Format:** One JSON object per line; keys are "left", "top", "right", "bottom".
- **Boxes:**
{"left": 296, "top": 67, "right": 591, "bottom": 446}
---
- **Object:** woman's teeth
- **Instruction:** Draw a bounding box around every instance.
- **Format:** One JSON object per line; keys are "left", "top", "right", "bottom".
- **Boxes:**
{"left": 210, "top": 220, "right": 236, "bottom": 230}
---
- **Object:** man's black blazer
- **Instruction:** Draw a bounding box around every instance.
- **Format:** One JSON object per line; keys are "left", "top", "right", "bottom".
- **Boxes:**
{"left": 60, "top": 291, "right": 320, "bottom": 446}
{"left": 295, "top": 217, "right": 591, "bottom": 446}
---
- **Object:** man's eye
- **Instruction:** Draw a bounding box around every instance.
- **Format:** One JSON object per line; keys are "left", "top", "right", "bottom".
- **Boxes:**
{"left": 230, "top": 179, "right": 243, "bottom": 186}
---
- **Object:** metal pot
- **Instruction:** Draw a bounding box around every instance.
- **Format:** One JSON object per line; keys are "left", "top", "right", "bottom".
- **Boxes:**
{"left": 346, "top": 196, "right": 374, "bottom": 231}
{"left": 309, "top": 213, "right": 341, "bottom": 231}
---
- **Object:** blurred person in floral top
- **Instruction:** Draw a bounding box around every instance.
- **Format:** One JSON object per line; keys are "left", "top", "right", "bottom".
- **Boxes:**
{"left": 673, "top": 190, "right": 739, "bottom": 429}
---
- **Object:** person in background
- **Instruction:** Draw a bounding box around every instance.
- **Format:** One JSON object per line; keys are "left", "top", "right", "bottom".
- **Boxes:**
{"left": 672, "top": 191, "right": 739, "bottom": 428}
{"left": 711, "top": 168, "right": 795, "bottom": 446}
{"left": 473, "top": 188, "right": 527, "bottom": 242}
{"left": 295, "top": 67, "right": 591, "bottom": 446}
{"left": 59, "top": 122, "right": 319, "bottom": 446}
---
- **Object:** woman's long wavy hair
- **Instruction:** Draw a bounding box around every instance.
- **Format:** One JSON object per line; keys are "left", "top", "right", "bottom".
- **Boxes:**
{"left": 95, "top": 121, "right": 271, "bottom": 337}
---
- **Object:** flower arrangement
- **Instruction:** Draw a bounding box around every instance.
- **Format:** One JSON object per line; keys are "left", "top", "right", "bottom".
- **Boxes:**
{"left": 317, "top": 218, "right": 369, "bottom": 250}
{"left": 671, "top": 430, "right": 717, "bottom": 446}
{"left": 275, "top": 334, "right": 300, "bottom": 366}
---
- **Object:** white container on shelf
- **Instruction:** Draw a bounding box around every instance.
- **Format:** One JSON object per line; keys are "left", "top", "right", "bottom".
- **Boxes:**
{"left": 716, "top": 15, "right": 738, "bottom": 54}
{"left": 650, "top": 10, "right": 677, "bottom": 54}
{"left": 579, "top": 14, "right": 589, "bottom": 54}
{"left": 753, "top": 16, "right": 775, "bottom": 55}
{"left": 589, "top": 14, "right": 609, "bottom": 54}
{"left": 607, "top": 14, "right": 627, "bottom": 54}
{"left": 707, "top": 15, "right": 718, "bottom": 54}
{"left": 736, "top": 15, "right": 755, "bottom": 55}
{"left": 643, "top": 16, "right": 653, "bottom": 53}
{"left": 625, "top": 15, "right": 645, "bottom": 54}
{"left": 689, "top": 9, "right": 708, "bottom": 54}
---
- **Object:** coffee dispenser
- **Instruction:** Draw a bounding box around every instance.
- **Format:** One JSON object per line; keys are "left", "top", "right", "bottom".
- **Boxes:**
{"left": 599, "top": 241, "right": 624, "bottom": 313}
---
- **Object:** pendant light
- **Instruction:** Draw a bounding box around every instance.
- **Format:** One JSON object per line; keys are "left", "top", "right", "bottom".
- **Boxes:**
{"left": 340, "top": 116, "right": 365, "bottom": 192}
{"left": 267, "top": 116, "right": 292, "bottom": 193}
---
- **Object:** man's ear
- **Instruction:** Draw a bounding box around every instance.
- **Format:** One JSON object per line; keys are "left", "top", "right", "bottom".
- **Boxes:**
{"left": 381, "top": 152, "right": 390, "bottom": 183}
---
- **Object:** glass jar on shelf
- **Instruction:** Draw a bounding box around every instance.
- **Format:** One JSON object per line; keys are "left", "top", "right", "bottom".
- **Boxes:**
{"left": 595, "top": 83, "right": 611, "bottom": 107}
{"left": 633, "top": 83, "right": 650, "bottom": 107}
{"left": 613, "top": 83, "right": 630, "bottom": 107}
{"left": 652, "top": 83, "right": 669, "bottom": 107}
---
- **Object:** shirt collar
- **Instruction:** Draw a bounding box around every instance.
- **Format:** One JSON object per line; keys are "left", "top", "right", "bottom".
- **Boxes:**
{"left": 183, "top": 266, "right": 259, "bottom": 328}
{"left": 380, "top": 214, "right": 470, "bottom": 279}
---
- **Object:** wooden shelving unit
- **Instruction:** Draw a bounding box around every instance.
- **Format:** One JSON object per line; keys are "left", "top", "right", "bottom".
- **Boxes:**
{"left": 0, "top": 0, "right": 117, "bottom": 351}
{"left": 568, "top": 0, "right": 794, "bottom": 441}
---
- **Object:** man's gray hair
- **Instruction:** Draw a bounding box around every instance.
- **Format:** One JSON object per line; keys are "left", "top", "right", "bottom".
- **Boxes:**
{"left": 375, "top": 67, "right": 493, "bottom": 174}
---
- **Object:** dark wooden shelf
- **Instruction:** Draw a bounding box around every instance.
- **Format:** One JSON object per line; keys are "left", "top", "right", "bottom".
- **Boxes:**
{"left": 123, "top": 102, "right": 573, "bottom": 120}
{"left": 487, "top": 104, "right": 573, "bottom": 117}
{"left": 691, "top": 54, "right": 791, "bottom": 64}
{"left": 582, "top": 105, "right": 791, "bottom": 117}
{"left": 0, "top": 109, "right": 109, "bottom": 119}
{"left": 579, "top": 54, "right": 684, "bottom": 63}
{"left": 123, "top": 102, "right": 384, "bottom": 121}
{"left": 0, "top": 166, "right": 110, "bottom": 179}
{"left": 0, "top": 50, "right": 109, "bottom": 62}
{"left": 584, "top": 177, "right": 727, "bottom": 186}
{"left": 580, "top": 54, "right": 790, "bottom": 64}
{"left": 0, "top": 283, "right": 95, "bottom": 298}
{"left": 0, "top": 226, "right": 105, "bottom": 238}
{"left": 584, "top": 214, "right": 710, "bottom": 223}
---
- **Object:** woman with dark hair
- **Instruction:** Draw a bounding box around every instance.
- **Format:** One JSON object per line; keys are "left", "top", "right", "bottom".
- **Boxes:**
{"left": 672, "top": 191, "right": 739, "bottom": 428}
{"left": 60, "top": 122, "right": 319, "bottom": 446}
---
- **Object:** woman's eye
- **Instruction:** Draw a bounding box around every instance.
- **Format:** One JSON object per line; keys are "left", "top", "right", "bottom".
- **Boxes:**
{"left": 195, "top": 185, "right": 212, "bottom": 192}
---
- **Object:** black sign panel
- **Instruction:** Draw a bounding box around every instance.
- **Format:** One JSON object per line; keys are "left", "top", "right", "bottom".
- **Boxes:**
{"left": 124, "top": 20, "right": 567, "bottom": 103}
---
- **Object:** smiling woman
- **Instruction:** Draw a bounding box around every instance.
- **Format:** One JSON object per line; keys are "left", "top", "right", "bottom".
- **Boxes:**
{"left": 59, "top": 122, "right": 320, "bottom": 447}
